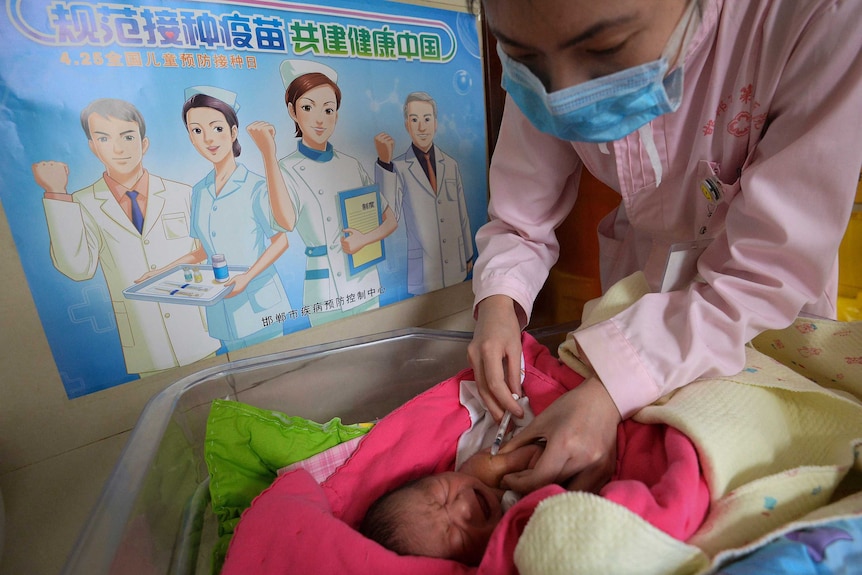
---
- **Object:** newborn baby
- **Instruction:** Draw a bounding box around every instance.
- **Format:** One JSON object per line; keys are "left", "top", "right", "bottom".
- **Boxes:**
{"left": 359, "top": 442, "right": 545, "bottom": 565}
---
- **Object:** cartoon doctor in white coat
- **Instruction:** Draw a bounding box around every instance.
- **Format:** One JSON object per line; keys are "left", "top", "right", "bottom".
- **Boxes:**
{"left": 32, "top": 98, "right": 219, "bottom": 377}
{"left": 374, "top": 91, "right": 474, "bottom": 295}
{"left": 247, "top": 59, "right": 397, "bottom": 326}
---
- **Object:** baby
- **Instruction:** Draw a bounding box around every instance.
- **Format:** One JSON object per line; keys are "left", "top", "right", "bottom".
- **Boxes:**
{"left": 359, "top": 442, "right": 546, "bottom": 565}
{"left": 360, "top": 416, "right": 711, "bottom": 566}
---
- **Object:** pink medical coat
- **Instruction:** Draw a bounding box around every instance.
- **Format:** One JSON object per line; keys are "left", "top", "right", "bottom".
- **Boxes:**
{"left": 473, "top": 0, "right": 862, "bottom": 418}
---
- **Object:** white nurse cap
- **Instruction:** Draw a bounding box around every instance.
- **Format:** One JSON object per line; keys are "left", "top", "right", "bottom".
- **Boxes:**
{"left": 279, "top": 59, "right": 338, "bottom": 89}
{"left": 184, "top": 85, "right": 240, "bottom": 112}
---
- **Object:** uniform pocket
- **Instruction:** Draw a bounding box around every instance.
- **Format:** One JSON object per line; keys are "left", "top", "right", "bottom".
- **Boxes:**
{"left": 161, "top": 212, "right": 190, "bottom": 240}
{"left": 248, "top": 276, "right": 284, "bottom": 312}
{"left": 444, "top": 179, "right": 458, "bottom": 201}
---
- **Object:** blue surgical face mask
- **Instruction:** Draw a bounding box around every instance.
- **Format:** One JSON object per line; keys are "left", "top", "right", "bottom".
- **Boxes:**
{"left": 498, "top": 1, "right": 699, "bottom": 143}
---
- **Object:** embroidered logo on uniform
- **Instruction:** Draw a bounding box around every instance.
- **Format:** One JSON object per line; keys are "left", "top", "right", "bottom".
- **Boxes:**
{"left": 702, "top": 85, "right": 767, "bottom": 137}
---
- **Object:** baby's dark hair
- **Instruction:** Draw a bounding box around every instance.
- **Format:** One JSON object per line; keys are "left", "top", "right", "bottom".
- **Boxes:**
{"left": 359, "top": 480, "right": 421, "bottom": 555}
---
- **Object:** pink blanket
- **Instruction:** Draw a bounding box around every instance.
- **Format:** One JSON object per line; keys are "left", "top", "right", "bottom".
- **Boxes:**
{"left": 222, "top": 334, "right": 709, "bottom": 574}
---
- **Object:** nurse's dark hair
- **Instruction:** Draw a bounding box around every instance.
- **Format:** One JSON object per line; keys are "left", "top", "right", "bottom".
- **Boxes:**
{"left": 182, "top": 93, "right": 242, "bottom": 157}
{"left": 80, "top": 98, "right": 146, "bottom": 140}
{"left": 285, "top": 72, "right": 342, "bottom": 137}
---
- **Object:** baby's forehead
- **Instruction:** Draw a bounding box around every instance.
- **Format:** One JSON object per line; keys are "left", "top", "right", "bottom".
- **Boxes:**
{"left": 397, "top": 479, "right": 458, "bottom": 554}
{"left": 404, "top": 475, "right": 446, "bottom": 506}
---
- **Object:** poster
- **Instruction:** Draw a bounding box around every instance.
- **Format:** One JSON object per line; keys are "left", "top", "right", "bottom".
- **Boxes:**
{"left": 0, "top": 0, "right": 488, "bottom": 398}
{"left": 338, "top": 184, "right": 386, "bottom": 273}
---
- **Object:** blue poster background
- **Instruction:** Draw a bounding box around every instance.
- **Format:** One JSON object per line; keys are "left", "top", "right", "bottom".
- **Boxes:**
{"left": 0, "top": 0, "right": 488, "bottom": 397}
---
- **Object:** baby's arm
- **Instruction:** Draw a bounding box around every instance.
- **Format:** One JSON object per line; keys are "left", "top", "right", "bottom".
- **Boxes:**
{"left": 459, "top": 443, "right": 544, "bottom": 490}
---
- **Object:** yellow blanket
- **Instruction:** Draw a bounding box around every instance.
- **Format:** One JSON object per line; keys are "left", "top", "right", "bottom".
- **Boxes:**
{"left": 515, "top": 273, "right": 862, "bottom": 575}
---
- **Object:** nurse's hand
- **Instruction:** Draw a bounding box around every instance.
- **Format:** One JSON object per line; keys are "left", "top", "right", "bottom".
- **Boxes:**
{"left": 467, "top": 295, "right": 524, "bottom": 421}
{"left": 497, "top": 377, "right": 620, "bottom": 494}
{"left": 223, "top": 273, "right": 251, "bottom": 298}
{"left": 246, "top": 121, "right": 277, "bottom": 159}
{"left": 374, "top": 132, "right": 395, "bottom": 164}
{"left": 341, "top": 228, "right": 368, "bottom": 254}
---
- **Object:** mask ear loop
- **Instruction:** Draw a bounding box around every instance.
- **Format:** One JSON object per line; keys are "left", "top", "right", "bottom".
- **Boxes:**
{"left": 663, "top": 0, "right": 702, "bottom": 70}
{"left": 638, "top": 123, "right": 663, "bottom": 187}
{"left": 640, "top": 0, "right": 701, "bottom": 187}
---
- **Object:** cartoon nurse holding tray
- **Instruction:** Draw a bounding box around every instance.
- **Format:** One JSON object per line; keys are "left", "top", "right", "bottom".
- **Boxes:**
{"left": 247, "top": 59, "right": 396, "bottom": 327}
{"left": 139, "top": 86, "right": 291, "bottom": 351}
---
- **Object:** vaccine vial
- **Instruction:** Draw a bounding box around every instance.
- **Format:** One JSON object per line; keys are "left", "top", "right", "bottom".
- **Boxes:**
{"left": 193, "top": 266, "right": 203, "bottom": 283}
{"left": 183, "top": 266, "right": 193, "bottom": 281}
{"left": 212, "top": 254, "right": 229, "bottom": 282}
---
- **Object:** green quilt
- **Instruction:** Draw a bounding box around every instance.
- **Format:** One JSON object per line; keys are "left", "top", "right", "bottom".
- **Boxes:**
{"left": 204, "top": 399, "right": 372, "bottom": 573}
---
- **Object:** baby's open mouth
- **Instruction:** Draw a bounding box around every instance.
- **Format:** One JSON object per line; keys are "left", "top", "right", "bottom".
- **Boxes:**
{"left": 474, "top": 488, "right": 491, "bottom": 520}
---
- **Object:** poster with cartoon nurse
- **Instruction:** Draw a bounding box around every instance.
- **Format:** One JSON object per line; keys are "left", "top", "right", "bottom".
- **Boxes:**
{"left": 0, "top": 0, "right": 488, "bottom": 398}
{"left": 248, "top": 59, "right": 397, "bottom": 327}
{"left": 138, "top": 85, "right": 292, "bottom": 351}
{"left": 33, "top": 98, "right": 222, "bottom": 379}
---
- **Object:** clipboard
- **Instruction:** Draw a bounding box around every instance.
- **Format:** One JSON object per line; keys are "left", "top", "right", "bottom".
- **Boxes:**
{"left": 338, "top": 185, "right": 386, "bottom": 275}
{"left": 123, "top": 264, "right": 249, "bottom": 306}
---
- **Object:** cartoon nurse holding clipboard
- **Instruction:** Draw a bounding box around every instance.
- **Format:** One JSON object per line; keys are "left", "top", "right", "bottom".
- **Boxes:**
{"left": 247, "top": 60, "right": 396, "bottom": 326}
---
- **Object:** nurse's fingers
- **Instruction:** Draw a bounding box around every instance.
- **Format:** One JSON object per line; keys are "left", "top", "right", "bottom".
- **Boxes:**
{"left": 468, "top": 295, "right": 524, "bottom": 419}
{"left": 563, "top": 458, "right": 616, "bottom": 494}
{"left": 471, "top": 352, "right": 507, "bottom": 420}
{"left": 471, "top": 347, "right": 523, "bottom": 420}
{"left": 500, "top": 443, "right": 578, "bottom": 494}
{"left": 501, "top": 380, "right": 620, "bottom": 493}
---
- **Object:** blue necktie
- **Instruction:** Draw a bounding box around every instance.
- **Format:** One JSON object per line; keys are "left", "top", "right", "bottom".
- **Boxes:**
{"left": 126, "top": 190, "right": 144, "bottom": 234}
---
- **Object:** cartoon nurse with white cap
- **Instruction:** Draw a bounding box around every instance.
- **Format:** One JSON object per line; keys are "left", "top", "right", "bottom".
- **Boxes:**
{"left": 142, "top": 85, "right": 291, "bottom": 351}
{"left": 247, "top": 59, "right": 397, "bottom": 326}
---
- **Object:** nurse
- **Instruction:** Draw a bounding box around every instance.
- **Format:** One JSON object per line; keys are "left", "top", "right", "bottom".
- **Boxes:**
{"left": 247, "top": 60, "right": 396, "bottom": 326}
{"left": 468, "top": 0, "right": 862, "bottom": 494}
{"left": 143, "top": 86, "right": 291, "bottom": 352}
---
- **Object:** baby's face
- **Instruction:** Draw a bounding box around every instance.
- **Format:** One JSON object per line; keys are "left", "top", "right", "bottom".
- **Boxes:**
{"left": 398, "top": 471, "right": 505, "bottom": 565}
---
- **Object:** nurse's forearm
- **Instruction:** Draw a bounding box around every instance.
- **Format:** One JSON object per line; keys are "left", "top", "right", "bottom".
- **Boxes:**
{"left": 157, "top": 246, "right": 207, "bottom": 272}
{"left": 367, "top": 207, "right": 397, "bottom": 242}
{"left": 135, "top": 246, "right": 206, "bottom": 283}
{"left": 265, "top": 158, "right": 296, "bottom": 231}
{"left": 244, "top": 233, "right": 289, "bottom": 281}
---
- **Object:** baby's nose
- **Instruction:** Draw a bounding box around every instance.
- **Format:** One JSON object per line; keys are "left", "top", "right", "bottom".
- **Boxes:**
{"left": 448, "top": 492, "right": 478, "bottom": 527}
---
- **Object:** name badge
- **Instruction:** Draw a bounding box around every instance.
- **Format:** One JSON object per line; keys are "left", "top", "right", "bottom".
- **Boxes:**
{"left": 660, "top": 238, "right": 713, "bottom": 293}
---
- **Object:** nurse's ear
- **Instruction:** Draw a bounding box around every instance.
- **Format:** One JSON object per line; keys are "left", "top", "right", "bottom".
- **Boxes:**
{"left": 287, "top": 102, "right": 297, "bottom": 123}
